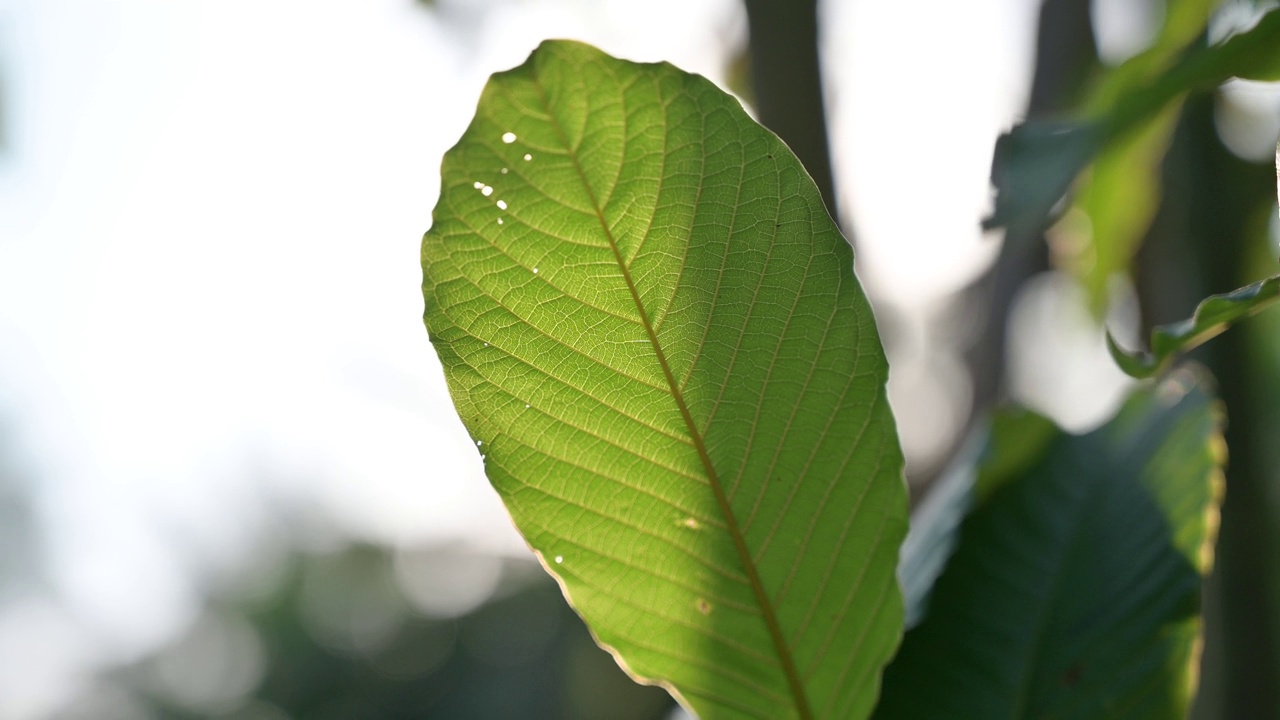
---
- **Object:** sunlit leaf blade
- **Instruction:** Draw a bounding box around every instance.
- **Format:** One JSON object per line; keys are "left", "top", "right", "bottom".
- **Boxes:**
{"left": 422, "top": 40, "right": 908, "bottom": 719}
{"left": 1063, "top": 105, "right": 1181, "bottom": 315}
{"left": 986, "top": 5, "right": 1280, "bottom": 239}
{"left": 1083, "top": 0, "right": 1218, "bottom": 114}
{"left": 875, "top": 371, "right": 1225, "bottom": 719}
{"left": 1108, "top": 274, "right": 1280, "bottom": 378}
{"left": 1060, "top": 1, "right": 1274, "bottom": 314}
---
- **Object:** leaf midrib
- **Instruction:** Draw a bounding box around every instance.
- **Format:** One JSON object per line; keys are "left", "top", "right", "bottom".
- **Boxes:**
{"left": 1009, "top": 431, "right": 1149, "bottom": 718}
{"left": 528, "top": 65, "right": 815, "bottom": 719}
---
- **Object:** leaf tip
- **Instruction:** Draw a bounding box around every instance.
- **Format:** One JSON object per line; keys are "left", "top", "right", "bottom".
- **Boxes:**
{"left": 1106, "top": 328, "right": 1159, "bottom": 379}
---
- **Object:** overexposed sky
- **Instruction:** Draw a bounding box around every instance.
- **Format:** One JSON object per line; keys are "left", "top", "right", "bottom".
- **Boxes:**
{"left": 0, "top": 0, "right": 1040, "bottom": 715}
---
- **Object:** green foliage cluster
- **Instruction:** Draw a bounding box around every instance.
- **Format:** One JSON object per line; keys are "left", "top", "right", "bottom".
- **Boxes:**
{"left": 422, "top": 8, "right": 1280, "bottom": 717}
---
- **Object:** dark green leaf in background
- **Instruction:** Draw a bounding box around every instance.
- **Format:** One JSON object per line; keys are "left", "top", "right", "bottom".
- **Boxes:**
{"left": 422, "top": 40, "right": 908, "bottom": 719}
{"left": 897, "top": 408, "right": 1059, "bottom": 630}
{"left": 876, "top": 371, "right": 1225, "bottom": 719}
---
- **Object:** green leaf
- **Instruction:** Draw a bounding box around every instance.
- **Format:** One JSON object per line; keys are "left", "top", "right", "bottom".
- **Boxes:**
{"left": 1083, "top": 0, "right": 1219, "bottom": 115}
{"left": 983, "top": 121, "right": 1104, "bottom": 237}
{"left": 1206, "top": 6, "right": 1280, "bottom": 81}
{"left": 986, "top": 6, "right": 1280, "bottom": 239}
{"left": 898, "top": 409, "right": 1058, "bottom": 630}
{"left": 1236, "top": 60, "right": 1280, "bottom": 81}
{"left": 1063, "top": 104, "right": 1182, "bottom": 315}
{"left": 1060, "top": 3, "right": 1280, "bottom": 314}
{"left": 1108, "top": 274, "right": 1280, "bottom": 378}
{"left": 422, "top": 40, "right": 907, "bottom": 719}
{"left": 876, "top": 371, "right": 1225, "bottom": 719}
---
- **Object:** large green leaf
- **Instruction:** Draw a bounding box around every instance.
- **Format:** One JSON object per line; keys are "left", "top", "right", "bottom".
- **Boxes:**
{"left": 875, "top": 370, "right": 1225, "bottom": 719}
{"left": 422, "top": 40, "right": 907, "bottom": 719}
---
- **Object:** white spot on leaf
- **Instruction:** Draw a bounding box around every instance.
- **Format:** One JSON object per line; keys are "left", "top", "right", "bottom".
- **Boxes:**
{"left": 496, "top": 200, "right": 508, "bottom": 210}
{"left": 502, "top": 132, "right": 517, "bottom": 144}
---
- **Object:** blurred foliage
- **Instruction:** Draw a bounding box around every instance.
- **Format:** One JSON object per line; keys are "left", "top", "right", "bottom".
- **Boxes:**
{"left": 880, "top": 374, "right": 1224, "bottom": 719}
{"left": 1109, "top": 273, "right": 1280, "bottom": 377}
{"left": 94, "top": 543, "right": 674, "bottom": 720}
{"left": 986, "top": 4, "right": 1280, "bottom": 277}
{"left": 969, "top": 1, "right": 1280, "bottom": 716}
{"left": 1156, "top": 92, "right": 1280, "bottom": 720}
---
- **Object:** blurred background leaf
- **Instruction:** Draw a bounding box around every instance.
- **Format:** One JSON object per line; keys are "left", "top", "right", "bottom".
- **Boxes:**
{"left": 877, "top": 371, "right": 1224, "bottom": 719}
{"left": 985, "top": 3, "right": 1280, "bottom": 274}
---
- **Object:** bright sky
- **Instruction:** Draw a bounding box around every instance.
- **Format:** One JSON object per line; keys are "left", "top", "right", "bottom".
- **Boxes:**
{"left": 0, "top": 0, "right": 1039, "bottom": 716}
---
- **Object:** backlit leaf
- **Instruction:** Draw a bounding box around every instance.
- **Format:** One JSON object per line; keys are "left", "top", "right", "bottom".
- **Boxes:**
{"left": 422, "top": 40, "right": 908, "bottom": 719}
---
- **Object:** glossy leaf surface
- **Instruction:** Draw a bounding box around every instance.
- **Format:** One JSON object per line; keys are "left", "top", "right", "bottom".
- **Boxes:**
{"left": 422, "top": 40, "right": 907, "bottom": 719}
{"left": 877, "top": 371, "right": 1224, "bottom": 719}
